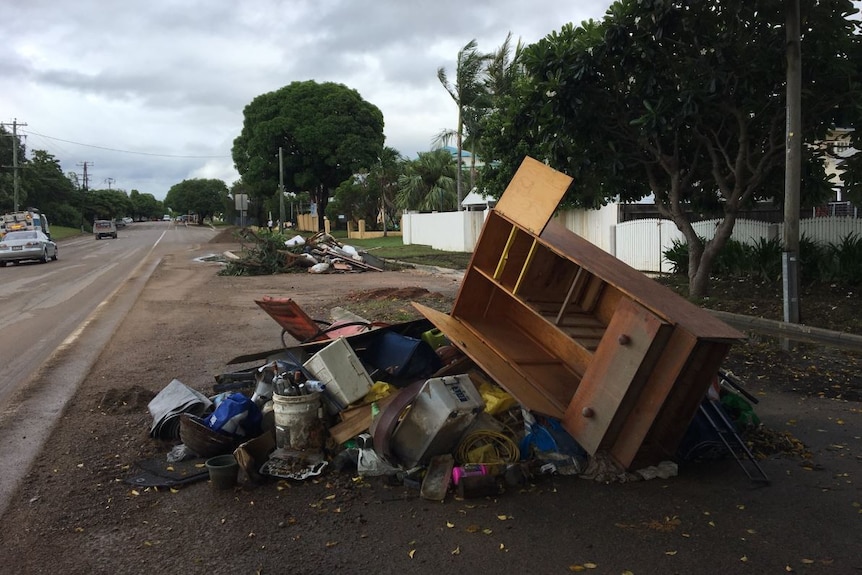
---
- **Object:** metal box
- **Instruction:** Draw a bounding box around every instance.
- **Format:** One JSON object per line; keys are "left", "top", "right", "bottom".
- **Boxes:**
{"left": 391, "top": 374, "right": 485, "bottom": 468}
{"left": 302, "top": 337, "right": 373, "bottom": 410}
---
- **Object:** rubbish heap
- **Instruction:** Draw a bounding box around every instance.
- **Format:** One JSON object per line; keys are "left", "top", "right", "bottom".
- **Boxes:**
{"left": 222, "top": 228, "right": 385, "bottom": 276}
{"left": 130, "top": 157, "right": 767, "bottom": 496}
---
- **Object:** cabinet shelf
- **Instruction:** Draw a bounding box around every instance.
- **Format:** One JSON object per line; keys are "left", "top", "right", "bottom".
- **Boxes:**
{"left": 417, "top": 157, "right": 744, "bottom": 469}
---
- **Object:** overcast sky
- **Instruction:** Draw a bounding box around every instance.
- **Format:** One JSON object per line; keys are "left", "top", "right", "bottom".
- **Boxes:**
{"left": 0, "top": 0, "right": 610, "bottom": 201}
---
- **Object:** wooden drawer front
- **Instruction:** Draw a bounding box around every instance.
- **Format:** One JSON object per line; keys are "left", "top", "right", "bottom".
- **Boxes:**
{"left": 563, "top": 298, "right": 670, "bottom": 454}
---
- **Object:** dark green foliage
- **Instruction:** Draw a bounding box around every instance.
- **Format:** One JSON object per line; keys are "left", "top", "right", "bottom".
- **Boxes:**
{"left": 798, "top": 236, "right": 826, "bottom": 284}
{"left": 164, "top": 178, "right": 229, "bottom": 223}
{"left": 664, "top": 238, "right": 691, "bottom": 275}
{"left": 479, "top": 0, "right": 862, "bottom": 297}
{"left": 219, "top": 228, "right": 302, "bottom": 276}
{"left": 232, "top": 81, "right": 385, "bottom": 231}
{"left": 744, "top": 238, "right": 782, "bottom": 282}
{"left": 820, "top": 233, "right": 862, "bottom": 285}
{"left": 664, "top": 233, "right": 862, "bottom": 287}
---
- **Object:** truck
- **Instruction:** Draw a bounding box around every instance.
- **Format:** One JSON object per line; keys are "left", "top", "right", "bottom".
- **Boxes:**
{"left": 1, "top": 209, "right": 51, "bottom": 240}
{"left": 93, "top": 219, "right": 118, "bottom": 240}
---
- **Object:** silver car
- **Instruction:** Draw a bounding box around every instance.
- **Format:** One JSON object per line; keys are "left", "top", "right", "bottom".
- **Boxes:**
{"left": 0, "top": 230, "right": 59, "bottom": 266}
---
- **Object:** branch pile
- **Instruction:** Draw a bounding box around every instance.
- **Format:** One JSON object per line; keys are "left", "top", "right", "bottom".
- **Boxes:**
{"left": 220, "top": 229, "right": 386, "bottom": 276}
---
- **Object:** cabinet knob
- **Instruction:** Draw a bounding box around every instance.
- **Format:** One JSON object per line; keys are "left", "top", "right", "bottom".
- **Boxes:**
{"left": 582, "top": 407, "right": 594, "bottom": 418}
{"left": 618, "top": 334, "right": 631, "bottom": 345}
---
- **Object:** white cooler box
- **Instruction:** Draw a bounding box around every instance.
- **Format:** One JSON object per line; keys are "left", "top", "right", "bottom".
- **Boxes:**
{"left": 302, "top": 337, "right": 373, "bottom": 410}
{"left": 391, "top": 374, "right": 485, "bottom": 468}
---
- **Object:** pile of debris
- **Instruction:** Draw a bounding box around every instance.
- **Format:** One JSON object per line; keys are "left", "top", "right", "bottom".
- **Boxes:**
{"left": 129, "top": 159, "right": 770, "bottom": 495}
{"left": 128, "top": 296, "right": 765, "bottom": 498}
{"left": 220, "top": 229, "right": 385, "bottom": 276}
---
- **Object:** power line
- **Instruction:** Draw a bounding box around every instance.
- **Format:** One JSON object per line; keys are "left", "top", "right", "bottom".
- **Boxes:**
{"left": 19, "top": 129, "right": 231, "bottom": 159}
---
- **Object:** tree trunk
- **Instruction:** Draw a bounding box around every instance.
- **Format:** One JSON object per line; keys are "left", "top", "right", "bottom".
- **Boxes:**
{"left": 456, "top": 111, "right": 463, "bottom": 210}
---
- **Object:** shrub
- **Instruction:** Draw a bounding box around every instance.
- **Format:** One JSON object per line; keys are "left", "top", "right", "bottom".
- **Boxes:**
{"left": 663, "top": 238, "right": 690, "bottom": 275}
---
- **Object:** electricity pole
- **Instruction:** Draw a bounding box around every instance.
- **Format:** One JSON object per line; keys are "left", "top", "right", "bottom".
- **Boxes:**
{"left": 278, "top": 147, "right": 286, "bottom": 232}
{"left": 783, "top": 0, "right": 802, "bottom": 350}
{"left": 78, "top": 161, "right": 93, "bottom": 230}
{"left": 1, "top": 118, "right": 27, "bottom": 211}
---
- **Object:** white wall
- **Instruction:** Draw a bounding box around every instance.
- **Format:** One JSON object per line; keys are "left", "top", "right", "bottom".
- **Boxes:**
{"left": 402, "top": 207, "right": 862, "bottom": 273}
{"left": 401, "top": 210, "right": 487, "bottom": 252}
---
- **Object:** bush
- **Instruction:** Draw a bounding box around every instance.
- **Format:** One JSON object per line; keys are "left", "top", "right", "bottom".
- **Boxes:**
{"left": 821, "top": 233, "right": 862, "bottom": 285}
{"left": 663, "top": 238, "right": 691, "bottom": 275}
{"left": 662, "top": 233, "right": 860, "bottom": 288}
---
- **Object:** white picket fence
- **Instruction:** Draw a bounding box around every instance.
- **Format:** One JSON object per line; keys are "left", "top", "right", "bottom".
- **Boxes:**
{"left": 614, "top": 216, "right": 862, "bottom": 273}
{"left": 401, "top": 208, "right": 861, "bottom": 274}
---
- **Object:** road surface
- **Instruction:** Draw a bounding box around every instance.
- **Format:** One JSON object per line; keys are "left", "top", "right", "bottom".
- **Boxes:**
{"left": 0, "top": 219, "right": 220, "bottom": 512}
{"left": 0, "top": 220, "right": 217, "bottom": 403}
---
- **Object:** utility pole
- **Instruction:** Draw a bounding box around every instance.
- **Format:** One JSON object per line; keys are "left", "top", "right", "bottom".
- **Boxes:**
{"left": 278, "top": 147, "right": 286, "bottom": 233}
{"left": 782, "top": 0, "right": 802, "bottom": 351}
{"left": 1, "top": 118, "right": 27, "bottom": 211}
{"left": 105, "top": 177, "right": 115, "bottom": 190}
{"left": 78, "top": 161, "right": 93, "bottom": 230}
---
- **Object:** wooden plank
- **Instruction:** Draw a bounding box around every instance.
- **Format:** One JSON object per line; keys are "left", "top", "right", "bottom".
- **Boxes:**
{"left": 329, "top": 389, "right": 401, "bottom": 445}
{"left": 414, "top": 303, "right": 567, "bottom": 418}
{"left": 563, "top": 299, "right": 668, "bottom": 454}
{"left": 512, "top": 239, "right": 538, "bottom": 295}
{"left": 556, "top": 268, "right": 584, "bottom": 325}
{"left": 493, "top": 224, "right": 519, "bottom": 280}
{"left": 494, "top": 157, "right": 573, "bottom": 236}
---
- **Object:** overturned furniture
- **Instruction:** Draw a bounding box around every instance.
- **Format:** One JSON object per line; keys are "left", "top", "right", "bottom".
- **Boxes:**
{"left": 416, "top": 157, "right": 744, "bottom": 469}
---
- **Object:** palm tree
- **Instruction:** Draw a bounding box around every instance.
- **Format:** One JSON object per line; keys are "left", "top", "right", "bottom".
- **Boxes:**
{"left": 396, "top": 149, "right": 457, "bottom": 212}
{"left": 437, "top": 39, "right": 490, "bottom": 209}
{"left": 485, "top": 32, "right": 524, "bottom": 101}
{"left": 370, "top": 146, "right": 404, "bottom": 235}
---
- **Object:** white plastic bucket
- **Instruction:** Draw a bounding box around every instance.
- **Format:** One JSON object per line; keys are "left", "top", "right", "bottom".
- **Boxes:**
{"left": 272, "top": 392, "right": 322, "bottom": 450}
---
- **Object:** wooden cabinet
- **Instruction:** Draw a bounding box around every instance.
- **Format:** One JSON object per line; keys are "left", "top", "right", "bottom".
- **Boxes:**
{"left": 416, "top": 157, "right": 744, "bottom": 469}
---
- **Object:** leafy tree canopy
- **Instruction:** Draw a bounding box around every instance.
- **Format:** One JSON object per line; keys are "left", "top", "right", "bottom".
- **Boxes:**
{"left": 164, "top": 178, "right": 229, "bottom": 223}
{"left": 129, "top": 189, "right": 164, "bottom": 221}
{"left": 480, "top": 0, "right": 862, "bottom": 296}
{"left": 88, "top": 188, "right": 132, "bottom": 220}
{"left": 232, "top": 80, "right": 385, "bottom": 230}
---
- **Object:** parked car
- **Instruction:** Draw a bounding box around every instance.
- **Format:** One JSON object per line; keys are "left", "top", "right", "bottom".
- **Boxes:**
{"left": 114, "top": 218, "right": 127, "bottom": 229}
{"left": 122, "top": 217, "right": 133, "bottom": 224}
{"left": 0, "top": 230, "right": 58, "bottom": 266}
{"left": 94, "top": 219, "right": 118, "bottom": 240}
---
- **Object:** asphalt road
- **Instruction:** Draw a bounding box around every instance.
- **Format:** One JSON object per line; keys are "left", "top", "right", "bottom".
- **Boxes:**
{"left": 0, "top": 220, "right": 220, "bottom": 513}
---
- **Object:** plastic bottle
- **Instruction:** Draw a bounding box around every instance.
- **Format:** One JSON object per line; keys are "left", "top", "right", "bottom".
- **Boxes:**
{"left": 451, "top": 464, "right": 488, "bottom": 485}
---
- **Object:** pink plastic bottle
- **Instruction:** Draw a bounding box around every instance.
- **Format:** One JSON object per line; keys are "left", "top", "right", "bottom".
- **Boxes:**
{"left": 451, "top": 464, "right": 488, "bottom": 485}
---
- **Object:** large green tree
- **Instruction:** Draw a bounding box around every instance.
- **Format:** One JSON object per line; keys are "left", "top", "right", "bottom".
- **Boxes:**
{"left": 129, "top": 189, "right": 164, "bottom": 221}
{"left": 164, "top": 178, "right": 229, "bottom": 223}
{"left": 23, "top": 150, "right": 78, "bottom": 221}
{"left": 232, "top": 80, "right": 385, "bottom": 231}
{"left": 87, "top": 188, "right": 132, "bottom": 220}
{"left": 481, "top": 0, "right": 862, "bottom": 297}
